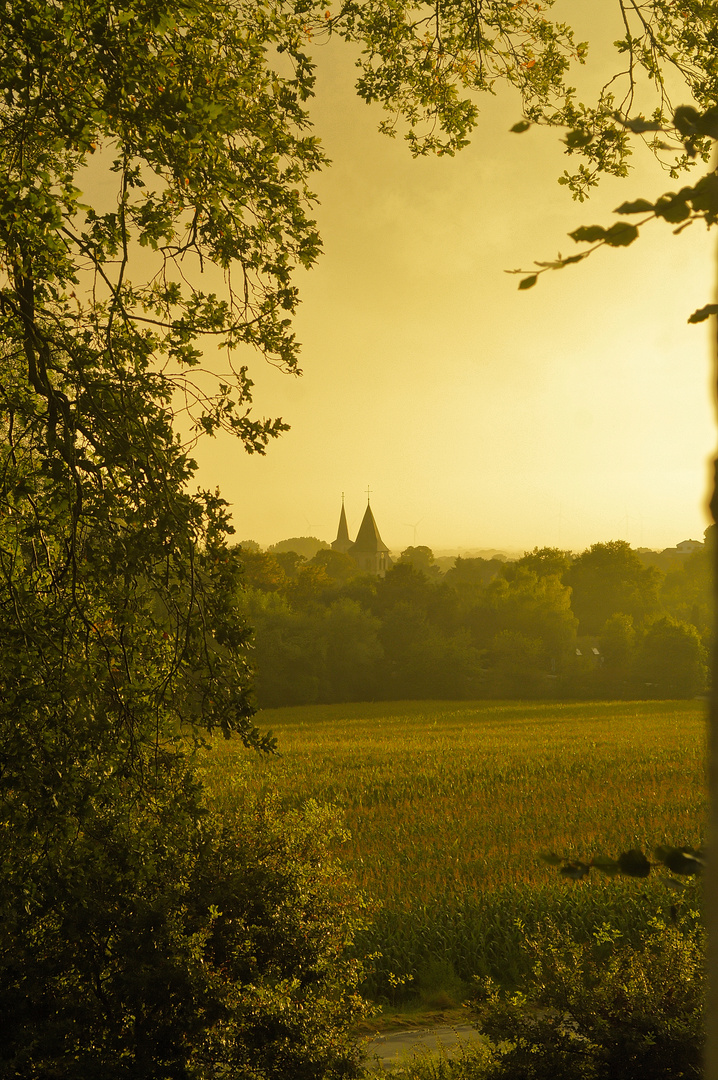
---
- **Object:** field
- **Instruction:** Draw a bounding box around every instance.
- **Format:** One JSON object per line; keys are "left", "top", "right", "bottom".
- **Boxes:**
{"left": 199, "top": 699, "right": 706, "bottom": 1006}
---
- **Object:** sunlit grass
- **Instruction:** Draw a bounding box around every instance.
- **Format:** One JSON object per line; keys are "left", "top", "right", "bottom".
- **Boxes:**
{"left": 199, "top": 699, "right": 706, "bottom": 1001}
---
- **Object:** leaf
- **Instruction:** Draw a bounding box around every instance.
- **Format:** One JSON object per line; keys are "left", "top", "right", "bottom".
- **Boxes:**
{"left": 687, "top": 172, "right": 718, "bottom": 215}
{"left": 665, "top": 877, "right": 690, "bottom": 891}
{"left": 654, "top": 192, "right": 692, "bottom": 223}
{"left": 511, "top": 121, "right": 531, "bottom": 133}
{"left": 603, "top": 222, "right": 639, "bottom": 246}
{"left": 561, "top": 861, "right": 591, "bottom": 880}
{"left": 539, "top": 851, "right": 564, "bottom": 866}
{"left": 614, "top": 199, "right": 655, "bottom": 215}
{"left": 674, "top": 105, "right": 702, "bottom": 136}
{"left": 518, "top": 274, "right": 538, "bottom": 290}
{"left": 696, "top": 104, "right": 718, "bottom": 139}
{"left": 564, "top": 129, "right": 593, "bottom": 149}
{"left": 622, "top": 116, "right": 663, "bottom": 133}
{"left": 688, "top": 303, "right": 718, "bottom": 324}
{"left": 617, "top": 849, "right": 651, "bottom": 877}
{"left": 569, "top": 225, "right": 607, "bottom": 243}
{"left": 591, "top": 855, "right": 620, "bottom": 875}
{"left": 655, "top": 845, "right": 704, "bottom": 875}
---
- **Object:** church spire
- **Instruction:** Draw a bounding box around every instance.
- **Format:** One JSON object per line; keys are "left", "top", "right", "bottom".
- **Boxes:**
{"left": 349, "top": 498, "right": 392, "bottom": 575}
{"left": 331, "top": 493, "right": 352, "bottom": 554}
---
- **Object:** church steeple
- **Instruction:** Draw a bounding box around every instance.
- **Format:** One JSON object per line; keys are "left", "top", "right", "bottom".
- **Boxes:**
{"left": 331, "top": 494, "right": 352, "bottom": 554}
{"left": 349, "top": 494, "right": 391, "bottom": 575}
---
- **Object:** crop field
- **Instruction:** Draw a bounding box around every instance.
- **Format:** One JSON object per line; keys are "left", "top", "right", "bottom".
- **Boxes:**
{"left": 199, "top": 699, "right": 706, "bottom": 1005}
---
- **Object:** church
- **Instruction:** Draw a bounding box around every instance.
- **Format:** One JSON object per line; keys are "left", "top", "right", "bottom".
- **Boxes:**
{"left": 332, "top": 496, "right": 392, "bottom": 577}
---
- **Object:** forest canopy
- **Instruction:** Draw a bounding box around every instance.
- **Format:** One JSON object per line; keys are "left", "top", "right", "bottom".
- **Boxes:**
{"left": 234, "top": 536, "right": 711, "bottom": 706}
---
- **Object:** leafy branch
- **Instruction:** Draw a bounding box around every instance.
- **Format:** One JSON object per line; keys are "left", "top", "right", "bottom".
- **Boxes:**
{"left": 540, "top": 844, "right": 705, "bottom": 885}
{"left": 510, "top": 103, "right": 718, "bottom": 322}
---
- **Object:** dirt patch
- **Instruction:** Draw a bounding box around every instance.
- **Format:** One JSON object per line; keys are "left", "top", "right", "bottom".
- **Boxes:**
{"left": 360, "top": 1022, "right": 488, "bottom": 1068}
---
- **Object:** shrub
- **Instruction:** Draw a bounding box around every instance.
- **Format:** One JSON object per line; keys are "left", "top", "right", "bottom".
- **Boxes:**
{"left": 474, "top": 911, "right": 705, "bottom": 1080}
{"left": 0, "top": 773, "right": 371, "bottom": 1080}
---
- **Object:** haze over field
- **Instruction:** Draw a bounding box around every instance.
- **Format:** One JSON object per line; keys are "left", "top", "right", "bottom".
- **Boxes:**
{"left": 185, "top": 3, "right": 715, "bottom": 555}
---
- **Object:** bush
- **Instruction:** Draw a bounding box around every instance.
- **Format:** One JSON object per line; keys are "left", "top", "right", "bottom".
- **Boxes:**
{"left": 474, "top": 911, "right": 705, "bottom": 1080}
{"left": 0, "top": 768, "right": 371, "bottom": 1080}
{"left": 634, "top": 617, "right": 708, "bottom": 698}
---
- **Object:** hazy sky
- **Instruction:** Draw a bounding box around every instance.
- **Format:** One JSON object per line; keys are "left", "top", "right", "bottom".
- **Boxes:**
{"left": 189, "top": 4, "right": 716, "bottom": 556}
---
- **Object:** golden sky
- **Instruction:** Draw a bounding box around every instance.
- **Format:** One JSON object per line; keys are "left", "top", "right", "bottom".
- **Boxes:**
{"left": 190, "top": 4, "right": 716, "bottom": 556}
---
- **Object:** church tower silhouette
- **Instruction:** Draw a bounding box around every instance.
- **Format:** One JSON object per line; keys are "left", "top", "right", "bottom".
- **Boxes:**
{"left": 331, "top": 495, "right": 352, "bottom": 555}
{"left": 333, "top": 493, "right": 392, "bottom": 576}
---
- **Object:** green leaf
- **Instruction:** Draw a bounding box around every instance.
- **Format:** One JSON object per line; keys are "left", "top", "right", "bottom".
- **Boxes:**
{"left": 511, "top": 121, "right": 531, "bottom": 133}
{"left": 688, "top": 303, "right": 718, "bottom": 324}
{"left": 518, "top": 274, "right": 538, "bottom": 290}
{"left": 617, "top": 849, "right": 651, "bottom": 877}
{"left": 614, "top": 199, "right": 655, "bottom": 215}
{"left": 569, "top": 225, "right": 607, "bottom": 243}
{"left": 603, "top": 222, "right": 639, "bottom": 246}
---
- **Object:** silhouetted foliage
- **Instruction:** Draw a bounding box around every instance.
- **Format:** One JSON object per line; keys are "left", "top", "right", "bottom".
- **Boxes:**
{"left": 398, "top": 545, "right": 443, "bottom": 580}
{"left": 540, "top": 845, "right": 705, "bottom": 883}
{"left": 268, "top": 537, "right": 330, "bottom": 559}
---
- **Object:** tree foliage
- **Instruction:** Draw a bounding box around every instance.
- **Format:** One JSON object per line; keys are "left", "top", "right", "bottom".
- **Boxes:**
{"left": 235, "top": 538, "right": 708, "bottom": 706}
{"left": 476, "top": 913, "right": 705, "bottom": 1080}
{"left": 566, "top": 541, "right": 661, "bottom": 635}
{"left": 0, "top": 0, "right": 364, "bottom": 1072}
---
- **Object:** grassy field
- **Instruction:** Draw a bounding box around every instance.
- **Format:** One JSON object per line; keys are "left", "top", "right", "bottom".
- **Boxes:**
{"left": 198, "top": 699, "right": 706, "bottom": 1006}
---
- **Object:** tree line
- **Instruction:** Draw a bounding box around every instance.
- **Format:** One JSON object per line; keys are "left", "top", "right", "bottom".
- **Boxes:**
{"left": 232, "top": 536, "right": 712, "bottom": 706}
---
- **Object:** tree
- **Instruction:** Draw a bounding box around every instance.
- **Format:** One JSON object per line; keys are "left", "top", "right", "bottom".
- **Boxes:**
{"left": 599, "top": 612, "right": 637, "bottom": 696}
{"left": 635, "top": 616, "right": 708, "bottom": 699}
{"left": 398, "top": 545, "right": 442, "bottom": 580}
{"left": 232, "top": 546, "right": 289, "bottom": 592}
{"left": 0, "top": 0, "right": 362, "bottom": 1070}
{"left": 513, "top": 547, "right": 573, "bottom": 581}
{"left": 662, "top": 534, "right": 713, "bottom": 644}
{"left": 268, "top": 538, "right": 330, "bottom": 560}
{"left": 477, "top": 913, "right": 705, "bottom": 1080}
{"left": 487, "top": 628, "right": 546, "bottom": 698}
{"left": 236, "top": 589, "right": 328, "bottom": 706}
{"left": 444, "top": 555, "right": 505, "bottom": 595}
{"left": 470, "top": 567, "right": 577, "bottom": 670}
{"left": 566, "top": 541, "right": 661, "bottom": 636}
{"left": 322, "top": 598, "right": 383, "bottom": 701}
{"left": 309, "top": 547, "right": 360, "bottom": 585}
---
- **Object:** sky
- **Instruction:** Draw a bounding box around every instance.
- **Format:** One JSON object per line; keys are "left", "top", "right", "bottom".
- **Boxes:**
{"left": 188, "top": 3, "right": 717, "bottom": 557}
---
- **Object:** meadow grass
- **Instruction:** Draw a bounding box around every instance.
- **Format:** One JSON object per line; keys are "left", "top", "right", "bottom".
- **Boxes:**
{"left": 199, "top": 699, "right": 706, "bottom": 1005}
